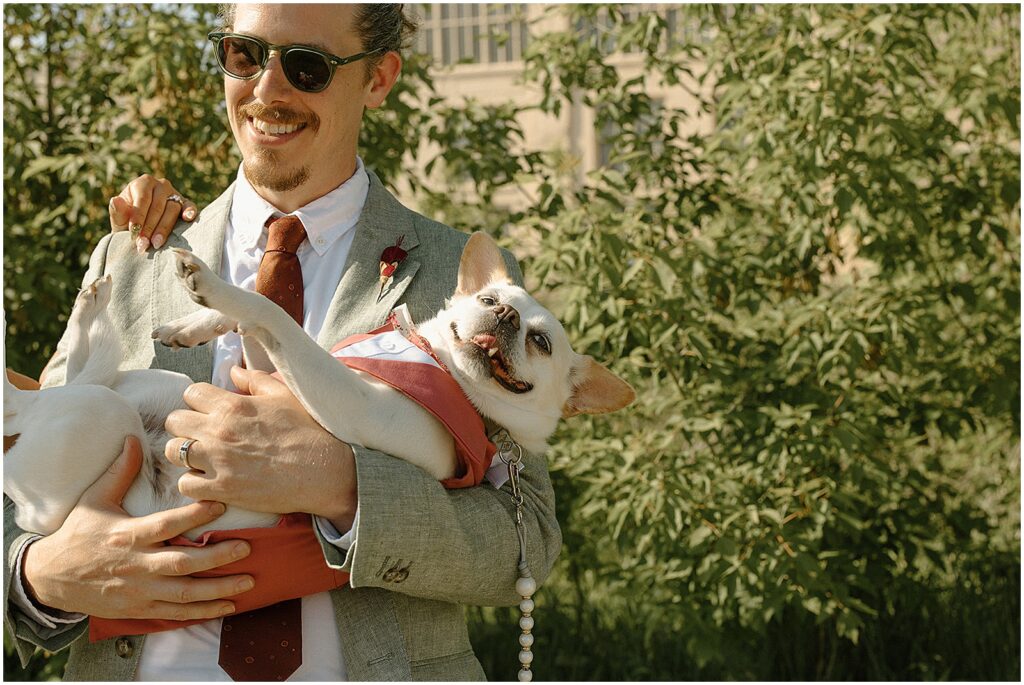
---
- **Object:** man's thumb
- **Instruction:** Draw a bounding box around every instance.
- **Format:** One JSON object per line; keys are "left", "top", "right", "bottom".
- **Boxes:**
{"left": 85, "top": 436, "right": 143, "bottom": 506}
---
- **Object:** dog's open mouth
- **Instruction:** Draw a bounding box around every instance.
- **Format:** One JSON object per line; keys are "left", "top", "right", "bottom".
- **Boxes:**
{"left": 451, "top": 323, "right": 533, "bottom": 394}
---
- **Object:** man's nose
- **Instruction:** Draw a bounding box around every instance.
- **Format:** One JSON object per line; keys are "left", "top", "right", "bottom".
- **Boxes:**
{"left": 491, "top": 304, "right": 520, "bottom": 331}
{"left": 252, "top": 51, "right": 293, "bottom": 102}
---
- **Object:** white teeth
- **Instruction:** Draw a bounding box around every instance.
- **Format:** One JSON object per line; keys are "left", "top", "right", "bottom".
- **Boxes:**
{"left": 487, "top": 348, "right": 498, "bottom": 357}
{"left": 251, "top": 118, "right": 301, "bottom": 135}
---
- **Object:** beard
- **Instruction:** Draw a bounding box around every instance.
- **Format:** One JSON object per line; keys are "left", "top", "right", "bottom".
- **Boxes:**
{"left": 243, "top": 152, "right": 311, "bottom": 192}
{"left": 235, "top": 101, "right": 319, "bottom": 193}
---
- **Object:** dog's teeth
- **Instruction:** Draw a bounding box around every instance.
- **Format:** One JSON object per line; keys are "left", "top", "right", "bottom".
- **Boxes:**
{"left": 487, "top": 348, "right": 498, "bottom": 357}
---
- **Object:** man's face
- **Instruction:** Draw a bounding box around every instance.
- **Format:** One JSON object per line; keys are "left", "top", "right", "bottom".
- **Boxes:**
{"left": 225, "top": 4, "right": 374, "bottom": 200}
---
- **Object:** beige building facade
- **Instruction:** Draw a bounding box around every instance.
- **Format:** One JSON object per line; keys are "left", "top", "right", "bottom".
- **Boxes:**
{"left": 398, "top": 3, "right": 711, "bottom": 209}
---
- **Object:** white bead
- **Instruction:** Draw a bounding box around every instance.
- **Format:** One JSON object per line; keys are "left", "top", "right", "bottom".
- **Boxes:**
{"left": 519, "top": 598, "right": 535, "bottom": 614}
{"left": 518, "top": 668, "right": 533, "bottom": 682}
{"left": 519, "top": 649, "right": 534, "bottom": 665}
{"left": 519, "top": 616, "right": 534, "bottom": 631}
{"left": 519, "top": 633, "right": 534, "bottom": 648}
{"left": 516, "top": 576, "right": 537, "bottom": 597}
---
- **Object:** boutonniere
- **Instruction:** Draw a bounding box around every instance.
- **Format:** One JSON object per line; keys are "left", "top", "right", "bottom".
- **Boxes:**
{"left": 377, "top": 236, "right": 408, "bottom": 301}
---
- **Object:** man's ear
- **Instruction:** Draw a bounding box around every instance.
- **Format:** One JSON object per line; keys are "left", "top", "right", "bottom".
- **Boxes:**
{"left": 364, "top": 51, "right": 402, "bottom": 109}
{"left": 562, "top": 356, "right": 636, "bottom": 418}
{"left": 456, "top": 232, "right": 512, "bottom": 296}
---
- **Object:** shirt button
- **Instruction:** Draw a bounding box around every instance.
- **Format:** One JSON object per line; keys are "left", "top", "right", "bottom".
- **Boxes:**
{"left": 115, "top": 637, "right": 133, "bottom": 658}
{"left": 316, "top": 238, "right": 325, "bottom": 246}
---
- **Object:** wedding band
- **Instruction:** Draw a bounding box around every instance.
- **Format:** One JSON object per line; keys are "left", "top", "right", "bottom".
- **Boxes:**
{"left": 129, "top": 223, "right": 142, "bottom": 239}
{"left": 178, "top": 438, "right": 197, "bottom": 470}
{"left": 167, "top": 194, "right": 185, "bottom": 205}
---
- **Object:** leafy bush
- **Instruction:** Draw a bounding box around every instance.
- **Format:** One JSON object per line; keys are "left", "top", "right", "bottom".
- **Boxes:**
{"left": 4, "top": 3, "right": 1019, "bottom": 681}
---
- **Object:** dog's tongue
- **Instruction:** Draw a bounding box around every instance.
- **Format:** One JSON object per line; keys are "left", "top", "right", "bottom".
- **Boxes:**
{"left": 471, "top": 333, "right": 498, "bottom": 350}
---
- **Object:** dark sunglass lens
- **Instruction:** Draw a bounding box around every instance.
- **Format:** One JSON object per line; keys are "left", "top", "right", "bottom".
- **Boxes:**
{"left": 283, "top": 49, "right": 332, "bottom": 91}
{"left": 220, "top": 36, "right": 264, "bottom": 77}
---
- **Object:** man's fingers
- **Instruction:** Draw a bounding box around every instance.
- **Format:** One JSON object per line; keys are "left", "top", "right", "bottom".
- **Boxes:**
{"left": 229, "top": 365, "right": 288, "bottom": 397}
{"left": 165, "top": 436, "right": 208, "bottom": 473}
{"left": 132, "top": 500, "right": 227, "bottom": 543}
{"left": 179, "top": 381, "right": 242, "bottom": 413}
{"left": 81, "top": 436, "right": 144, "bottom": 508}
{"left": 151, "top": 574, "right": 255, "bottom": 605}
{"left": 149, "top": 539, "right": 252, "bottom": 576}
{"left": 140, "top": 599, "right": 237, "bottom": 622}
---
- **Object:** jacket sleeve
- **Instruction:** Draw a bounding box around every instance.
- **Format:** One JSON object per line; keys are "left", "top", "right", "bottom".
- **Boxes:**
{"left": 319, "top": 442, "right": 561, "bottom": 607}
{"left": 3, "top": 236, "right": 112, "bottom": 665}
{"left": 312, "top": 252, "right": 563, "bottom": 606}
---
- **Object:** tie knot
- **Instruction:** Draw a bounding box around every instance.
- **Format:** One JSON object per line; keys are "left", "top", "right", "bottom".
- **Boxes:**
{"left": 266, "top": 215, "right": 307, "bottom": 254}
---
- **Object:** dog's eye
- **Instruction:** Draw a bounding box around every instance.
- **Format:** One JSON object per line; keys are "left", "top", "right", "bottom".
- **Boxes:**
{"left": 479, "top": 295, "right": 496, "bottom": 306}
{"left": 529, "top": 332, "right": 551, "bottom": 354}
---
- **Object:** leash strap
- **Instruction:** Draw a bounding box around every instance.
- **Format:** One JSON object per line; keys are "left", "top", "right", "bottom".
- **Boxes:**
{"left": 495, "top": 431, "right": 536, "bottom": 682}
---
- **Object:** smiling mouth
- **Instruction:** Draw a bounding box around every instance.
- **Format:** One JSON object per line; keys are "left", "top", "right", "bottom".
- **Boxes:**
{"left": 247, "top": 116, "right": 307, "bottom": 138}
{"left": 451, "top": 322, "right": 533, "bottom": 394}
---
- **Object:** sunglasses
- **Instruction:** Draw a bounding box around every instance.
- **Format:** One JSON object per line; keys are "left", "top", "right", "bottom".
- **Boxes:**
{"left": 208, "top": 32, "right": 384, "bottom": 93}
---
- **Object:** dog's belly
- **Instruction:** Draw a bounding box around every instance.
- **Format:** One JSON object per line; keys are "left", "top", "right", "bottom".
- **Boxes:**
{"left": 4, "top": 384, "right": 149, "bottom": 536}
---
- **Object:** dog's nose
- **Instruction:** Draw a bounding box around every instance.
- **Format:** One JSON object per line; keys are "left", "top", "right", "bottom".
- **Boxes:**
{"left": 491, "top": 303, "right": 520, "bottom": 331}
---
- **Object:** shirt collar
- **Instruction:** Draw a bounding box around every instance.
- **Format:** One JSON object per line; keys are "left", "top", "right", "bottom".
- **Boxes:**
{"left": 229, "top": 157, "right": 370, "bottom": 256}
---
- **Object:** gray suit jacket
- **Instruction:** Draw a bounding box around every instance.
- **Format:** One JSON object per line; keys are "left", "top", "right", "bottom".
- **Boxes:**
{"left": 3, "top": 173, "right": 562, "bottom": 680}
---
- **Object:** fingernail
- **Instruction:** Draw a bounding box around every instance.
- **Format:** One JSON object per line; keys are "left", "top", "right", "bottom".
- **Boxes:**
{"left": 136, "top": 237, "right": 149, "bottom": 253}
{"left": 208, "top": 501, "right": 226, "bottom": 516}
{"left": 232, "top": 542, "right": 250, "bottom": 559}
{"left": 184, "top": 207, "right": 196, "bottom": 220}
{"left": 152, "top": 234, "right": 165, "bottom": 249}
{"left": 236, "top": 577, "right": 255, "bottom": 592}
{"left": 220, "top": 603, "right": 235, "bottom": 616}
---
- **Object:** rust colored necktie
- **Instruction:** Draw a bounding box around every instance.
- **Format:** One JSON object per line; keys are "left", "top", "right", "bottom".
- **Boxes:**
{"left": 218, "top": 215, "right": 306, "bottom": 682}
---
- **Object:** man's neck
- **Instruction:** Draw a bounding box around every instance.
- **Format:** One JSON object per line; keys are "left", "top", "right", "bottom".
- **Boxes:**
{"left": 249, "top": 158, "right": 359, "bottom": 214}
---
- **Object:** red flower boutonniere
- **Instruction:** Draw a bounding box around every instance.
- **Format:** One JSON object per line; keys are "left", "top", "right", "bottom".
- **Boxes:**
{"left": 377, "top": 236, "right": 408, "bottom": 301}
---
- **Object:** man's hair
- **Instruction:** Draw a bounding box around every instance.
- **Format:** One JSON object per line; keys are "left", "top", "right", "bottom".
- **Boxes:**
{"left": 216, "top": 4, "right": 418, "bottom": 81}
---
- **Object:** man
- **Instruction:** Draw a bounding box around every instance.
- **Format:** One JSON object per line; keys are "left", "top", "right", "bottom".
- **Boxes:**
{"left": 3, "top": 4, "right": 561, "bottom": 680}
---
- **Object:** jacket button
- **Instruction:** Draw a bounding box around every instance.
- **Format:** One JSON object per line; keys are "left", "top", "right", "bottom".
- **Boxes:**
{"left": 382, "top": 566, "right": 400, "bottom": 582}
{"left": 393, "top": 567, "right": 410, "bottom": 583}
{"left": 115, "top": 637, "right": 133, "bottom": 658}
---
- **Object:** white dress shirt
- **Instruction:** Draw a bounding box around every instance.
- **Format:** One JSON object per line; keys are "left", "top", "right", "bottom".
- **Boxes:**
{"left": 14, "top": 159, "right": 371, "bottom": 681}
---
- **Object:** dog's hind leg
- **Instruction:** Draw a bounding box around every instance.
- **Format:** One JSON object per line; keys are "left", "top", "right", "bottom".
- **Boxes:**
{"left": 65, "top": 275, "right": 123, "bottom": 388}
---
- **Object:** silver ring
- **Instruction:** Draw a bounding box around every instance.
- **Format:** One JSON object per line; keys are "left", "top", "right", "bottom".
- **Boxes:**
{"left": 167, "top": 194, "right": 185, "bottom": 205}
{"left": 178, "top": 438, "right": 197, "bottom": 470}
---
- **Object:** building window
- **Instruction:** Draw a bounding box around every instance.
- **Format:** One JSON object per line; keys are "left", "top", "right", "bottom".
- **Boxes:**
{"left": 414, "top": 3, "right": 529, "bottom": 65}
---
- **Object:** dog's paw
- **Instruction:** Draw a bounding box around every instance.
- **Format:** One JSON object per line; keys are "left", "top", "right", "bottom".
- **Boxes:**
{"left": 169, "top": 248, "right": 219, "bottom": 308}
{"left": 152, "top": 310, "right": 237, "bottom": 349}
{"left": 73, "top": 274, "right": 113, "bottom": 315}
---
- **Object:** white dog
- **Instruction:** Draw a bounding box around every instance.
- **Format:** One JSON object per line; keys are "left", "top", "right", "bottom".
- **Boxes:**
{"left": 4, "top": 232, "right": 635, "bottom": 538}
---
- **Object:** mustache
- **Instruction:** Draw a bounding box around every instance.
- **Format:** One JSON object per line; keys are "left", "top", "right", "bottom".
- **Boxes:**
{"left": 237, "top": 102, "right": 320, "bottom": 132}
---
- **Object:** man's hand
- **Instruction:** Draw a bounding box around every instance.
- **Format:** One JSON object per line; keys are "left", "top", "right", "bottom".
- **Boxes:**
{"left": 22, "top": 437, "right": 255, "bottom": 620}
{"left": 165, "top": 366, "right": 359, "bottom": 532}
{"left": 109, "top": 174, "right": 198, "bottom": 253}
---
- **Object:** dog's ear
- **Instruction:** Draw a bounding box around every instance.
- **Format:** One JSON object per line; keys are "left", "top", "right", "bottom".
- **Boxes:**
{"left": 456, "top": 232, "right": 512, "bottom": 296}
{"left": 562, "top": 356, "right": 636, "bottom": 418}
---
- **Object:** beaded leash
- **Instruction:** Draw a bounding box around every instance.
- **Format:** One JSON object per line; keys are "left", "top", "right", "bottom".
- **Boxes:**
{"left": 495, "top": 430, "right": 536, "bottom": 682}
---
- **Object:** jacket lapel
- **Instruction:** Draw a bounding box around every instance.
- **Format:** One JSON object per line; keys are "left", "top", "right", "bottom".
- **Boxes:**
{"left": 316, "top": 172, "right": 421, "bottom": 347}
{"left": 149, "top": 185, "right": 233, "bottom": 382}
